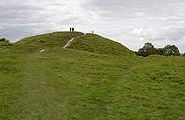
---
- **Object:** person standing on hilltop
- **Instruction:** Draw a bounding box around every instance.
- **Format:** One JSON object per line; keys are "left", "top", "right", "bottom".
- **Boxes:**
{"left": 70, "top": 27, "right": 72, "bottom": 32}
{"left": 72, "top": 28, "right": 74, "bottom": 32}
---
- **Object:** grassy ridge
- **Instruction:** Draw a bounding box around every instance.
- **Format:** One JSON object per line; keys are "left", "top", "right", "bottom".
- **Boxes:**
{"left": 0, "top": 45, "right": 185, "bottom": 120}
{"left": 16, "top": 32, "right": 83, "bottom": 47}
{"left": 16, "top": 32, "right": 134, "bottom": 56}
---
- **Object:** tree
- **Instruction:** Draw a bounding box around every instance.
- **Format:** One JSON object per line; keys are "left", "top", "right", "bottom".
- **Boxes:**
{"left": 135, "top": 43, "right": 181, "bottom": 57}
{"left": 0, "top": 38, "right": 7, "bottom": 42}
{"left": 0, "top": 38, "right": 11, "bottom": 46}
{"left": 163, "top": 45, "right": 180, "bottom": 56}
{"left": 136, "top": 43, "right": 156, "bottom": 57}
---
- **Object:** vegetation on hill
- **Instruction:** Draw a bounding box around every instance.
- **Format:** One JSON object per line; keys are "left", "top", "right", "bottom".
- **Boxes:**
{"left": 0, "top": 45, "right": 185, "bottom": 120}
{"left": 16, "top": 32, "right": 83, "bottom": 47}
{"left": 16, "top": 32, "right": 134, "bottom": 56}
{"left": 68, "top": 33, "right": 134, "bottom": 56}
{"left": 135, "top": 43, "right": 180, "bottom": 57}
{"left": 0, "top": 38, "right": 11, "bottom": 46}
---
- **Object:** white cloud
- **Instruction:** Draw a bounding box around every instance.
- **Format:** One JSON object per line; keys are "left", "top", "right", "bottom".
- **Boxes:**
{"left": 0, "top": 0, "right": 185, "bottom": 52}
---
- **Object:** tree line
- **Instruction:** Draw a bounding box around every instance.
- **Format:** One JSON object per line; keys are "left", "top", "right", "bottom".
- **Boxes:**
{"left": 134, "top": 43, "right": 185, "bottom": 57}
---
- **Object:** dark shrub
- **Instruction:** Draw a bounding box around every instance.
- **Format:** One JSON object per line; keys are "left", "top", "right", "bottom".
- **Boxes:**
{"left": 0, "top": 38, "right": 11, "bottom": 46}
{"left": 0, "top": 38, "right": 7, "bottom": 42}
{"left": 163, "top": 45, "right": 180, "bottom": 56}
{"left": 136, "top": 43, "right": 156, "bottom": 57}
{"left": 135, "top": 43, "right": 180, "bottom": 57}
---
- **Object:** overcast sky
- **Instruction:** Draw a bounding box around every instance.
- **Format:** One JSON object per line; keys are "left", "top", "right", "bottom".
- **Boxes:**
{"left": 1, "top": 0, "right": 185, "bottom": 52}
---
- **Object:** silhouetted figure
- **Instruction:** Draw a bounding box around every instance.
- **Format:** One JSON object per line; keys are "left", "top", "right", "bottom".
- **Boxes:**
{"left": 70, "top": 27, "right": 72, "bottom": 32}
{"left": 72, "top": 28, "right": 74, "bottom": 32}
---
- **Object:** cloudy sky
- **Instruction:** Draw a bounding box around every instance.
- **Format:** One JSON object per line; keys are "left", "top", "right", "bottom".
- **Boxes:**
{"left": 1, "top": 0, "right": 185, "bottom": 52}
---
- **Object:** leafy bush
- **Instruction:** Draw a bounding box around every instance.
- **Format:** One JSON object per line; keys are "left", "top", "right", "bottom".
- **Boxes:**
{"left": 0, "top": 38, "right": 11, "bottom": 46}
{"left": 136, "top": 43, "right": 156, "bottom": 57}
{"left": 0, "top": 38, "right": 7, "bottom": 42}
{"left": 135, "top": 43, "right": 180, "bottom": 57}
{"left": 163, "top": 45, "right": 180, "bottom": 56}
{"left": 0, "top": 38, "right": 10, "bottom": 43}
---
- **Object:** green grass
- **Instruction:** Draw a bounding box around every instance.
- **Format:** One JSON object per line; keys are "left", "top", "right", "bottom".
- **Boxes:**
{"left": 0, "top": 44, "right": 185, "bottom": 120}
{"left": 0, "top": 41, "right": 11, "bottom": 46}
{"left": 68, "top": 34, "right": 134, "bottom": 56}
{"left": 16, "top": 32, "right": 134, "bottom": 56}
{"left": 16, "top": 32, "right": 83, "bottom": 47}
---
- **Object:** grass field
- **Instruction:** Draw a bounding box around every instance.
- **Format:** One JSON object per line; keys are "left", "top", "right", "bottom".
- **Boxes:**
{"left": 0, "top": 32, "right": 185, "bottom": 120}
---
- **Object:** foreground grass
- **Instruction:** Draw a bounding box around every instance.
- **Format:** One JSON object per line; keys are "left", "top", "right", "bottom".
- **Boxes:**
{"left": 0, "top": 46, "right": 185, "bottom": 120}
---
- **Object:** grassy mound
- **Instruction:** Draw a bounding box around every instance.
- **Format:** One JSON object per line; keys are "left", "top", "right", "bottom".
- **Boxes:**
{"left": 16, "top": 32, "right": 83, "bottom": 47}
{"left": 16, "top": 32, "right": 134, "bottom": 56}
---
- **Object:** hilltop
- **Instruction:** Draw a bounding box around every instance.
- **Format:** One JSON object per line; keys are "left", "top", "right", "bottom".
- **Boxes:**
{"left": 16, "top": 32, "right": 83, "bottom": 47}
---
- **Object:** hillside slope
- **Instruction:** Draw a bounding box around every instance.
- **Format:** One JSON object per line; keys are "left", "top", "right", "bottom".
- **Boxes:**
{"left": 2, "top": 31, "right": 183, "bottom": 119}
{"left": 68, "top": 33, "right": 133, "bottom": 56}
{"left": 0, "top": 45, "right": 185, "bottom": 120}
{"left": 16, "top": 32, "right": 134, "bottom": 56}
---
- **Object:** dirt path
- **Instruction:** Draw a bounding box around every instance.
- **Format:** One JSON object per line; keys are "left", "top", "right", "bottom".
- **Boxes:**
{"left": 63, "top": 33, "right": 87, "bottom": 48}
{"left": 63, "top": 38, "right": 75, "bottom": 48}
